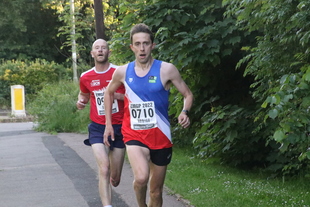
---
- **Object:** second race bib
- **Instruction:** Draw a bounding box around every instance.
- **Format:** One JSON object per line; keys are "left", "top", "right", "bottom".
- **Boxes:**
{"left": 94, "top": 90, "right": 119, "bottom": 115}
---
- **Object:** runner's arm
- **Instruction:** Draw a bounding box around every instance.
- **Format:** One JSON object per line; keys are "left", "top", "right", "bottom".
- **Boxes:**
{"left": 114, "top": 92, "right": 124, "bottom": 100}
{"left": 166, "top": 63, "right": 194, "bottom": 128}
{"left": 104, "top": 67, "right": 125, "bottom": 144}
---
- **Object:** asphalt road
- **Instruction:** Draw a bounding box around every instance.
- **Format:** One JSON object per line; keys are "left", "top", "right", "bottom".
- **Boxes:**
{"left": 0, "top": 122, "right": 189, "bottom": 207}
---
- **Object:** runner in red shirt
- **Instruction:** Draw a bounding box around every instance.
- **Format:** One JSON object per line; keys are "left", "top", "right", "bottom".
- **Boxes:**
{"left": 76, "top": 39, "right": 125, "bottom": 207}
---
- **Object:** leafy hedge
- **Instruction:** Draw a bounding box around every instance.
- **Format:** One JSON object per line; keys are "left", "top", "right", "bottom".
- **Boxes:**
{"left": 0, "top": 59, "right": 71, "bottom": 107}
{"left": 223, "top": 0, "right": 310, "bottom": 176}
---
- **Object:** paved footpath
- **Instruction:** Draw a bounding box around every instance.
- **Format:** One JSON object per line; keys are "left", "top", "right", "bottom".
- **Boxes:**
{"left": 0, "top": 122, "right": 189, "bottom": 207}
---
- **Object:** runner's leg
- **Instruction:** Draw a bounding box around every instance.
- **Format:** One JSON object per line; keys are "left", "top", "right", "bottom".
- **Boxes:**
{"left": 148, "top": 163, "right": 167, "bottom": 207}
{"left": 109, "top": 147, "right": 125, "bottom": 187}
{"left": 92, "top": 143, "right": 111, "bottom": 206}
{"left": 126, "top": 145, "right": 150, "bottom": 207}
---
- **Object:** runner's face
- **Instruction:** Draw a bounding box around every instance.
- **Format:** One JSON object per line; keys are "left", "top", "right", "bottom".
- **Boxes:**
{"left": 91, "top": 40, "right": 110, "bottom": 63}
{"left": 130, "top": 32, "right": 155, "bottom": 64}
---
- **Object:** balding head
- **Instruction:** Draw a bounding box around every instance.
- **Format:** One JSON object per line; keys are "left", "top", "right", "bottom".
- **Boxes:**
{"left": 92, "top": 39, "right": 109, "bottom": 50}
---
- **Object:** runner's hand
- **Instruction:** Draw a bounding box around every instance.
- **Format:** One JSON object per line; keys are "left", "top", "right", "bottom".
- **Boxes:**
{"left": 178, "top": 113, "right": 190, "bottom": 128}
{"left": 76, "top": 99, "right": 86, "bottom": 110}
{"left": 104, "top": 124, "right": 114, "bottom": 147}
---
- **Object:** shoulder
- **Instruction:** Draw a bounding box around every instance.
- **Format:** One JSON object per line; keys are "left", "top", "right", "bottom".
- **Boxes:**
{"left": 112, "top": 64, "right": 129, "bottom": 81}
{"left": 115, "top": 64, "right": 128, "bottom": 73}
{"left": 161, "top": 61, "right": 177, "bottom": 70}
{"left": 80, "top": 67, "right": 95, "bottom": 78}
{"left": 160, "top": 61, "right": 179, "bottom": 76}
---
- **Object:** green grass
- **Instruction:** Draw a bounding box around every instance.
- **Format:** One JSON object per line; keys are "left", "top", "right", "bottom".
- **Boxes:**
{"left": 165, "top": 147, "right": 310, "bottom": 207}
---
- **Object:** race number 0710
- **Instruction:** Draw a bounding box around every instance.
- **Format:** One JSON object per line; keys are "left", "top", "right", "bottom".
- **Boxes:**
{"left": 131, "top": 108, "right": 154, "bottom": 119}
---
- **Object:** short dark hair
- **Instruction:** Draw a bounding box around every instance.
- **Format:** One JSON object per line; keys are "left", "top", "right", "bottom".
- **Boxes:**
{"left": 130, "top": 23, "right": 154, "bottom": 43}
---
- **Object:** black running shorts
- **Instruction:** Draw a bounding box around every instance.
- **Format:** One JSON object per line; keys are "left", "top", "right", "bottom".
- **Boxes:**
{"left": 126, "top": 140, "right": 172, "bottom": 166}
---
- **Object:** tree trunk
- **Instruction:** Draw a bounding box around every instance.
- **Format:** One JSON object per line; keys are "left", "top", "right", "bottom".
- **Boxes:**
{"left": 93, "top": 0, "right": 105, "bottom": 39}
{"left": 70, "top": 0, "right": 78, "bottom": 82}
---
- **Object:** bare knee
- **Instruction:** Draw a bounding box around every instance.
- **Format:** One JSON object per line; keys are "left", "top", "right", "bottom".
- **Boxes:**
{"left": 110, "top": 168, "right": 122, "bottom": 187}
{"left": 110, "top": 176, "right": 120, "bottom": 187}
{"left": 98, "top": 165, "right": 110, "bottom": 179}
{"left": 134, "top": 175, "right": 149, "bottom": 187}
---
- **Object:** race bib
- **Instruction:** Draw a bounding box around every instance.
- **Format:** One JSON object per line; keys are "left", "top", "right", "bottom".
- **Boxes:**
{"left": 129, "top": 101, "right": 157, "bottom": 130}
{"left": 94, "top": 90, "right": 119, "bottom": 115}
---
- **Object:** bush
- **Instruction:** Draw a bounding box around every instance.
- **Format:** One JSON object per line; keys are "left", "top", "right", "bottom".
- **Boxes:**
{"left": 0, "top": 59, "right": 71, "bottom": 107}
{"left": 27, "top": 81, "right": 90, "bottom": 133}
{"left": 193, "top": 105, "right": 273, "bottom": 167}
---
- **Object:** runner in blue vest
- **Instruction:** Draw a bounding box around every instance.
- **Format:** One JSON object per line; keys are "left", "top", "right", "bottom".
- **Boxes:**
{"left": 104, "top": 24, "right": 194, "bottom": 207}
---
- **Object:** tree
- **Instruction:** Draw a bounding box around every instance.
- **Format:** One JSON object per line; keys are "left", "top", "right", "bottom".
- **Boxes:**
{"left": 224, "top": 0, "right": 310, "bottom": 175}
{"left": 94, "top": 0, "right": 105, "bottom": 39}
{"left": 0, "top": 0, "right": 65, "bottom": 62}
{"left": 44, "top": 0, "right": 122, "bottom": 75}
{"left": 70, "top": 0, "right": 78, "bottom": 82}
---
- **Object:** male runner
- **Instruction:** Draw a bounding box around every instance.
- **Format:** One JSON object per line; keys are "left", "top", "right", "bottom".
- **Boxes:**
{"left": 76, "top": 39, "right": 125, "bottom": 207}
{"left": 104, "top": 24, "right": 194, "bottom": 207}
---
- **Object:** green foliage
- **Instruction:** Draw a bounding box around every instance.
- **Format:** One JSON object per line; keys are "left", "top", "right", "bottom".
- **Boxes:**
{"left": 225, "top": 0, "right": 310, "bottom": 175}
{"left": 193, "top": 104, "right": 273, "bottom": 168}
{"left": 27, "top": 81, "right": 89, "bottom": 133}
{"left": 107, "top": 1, "right": 140, "bottom": 65}
{"left": 0, "top": 0, "right": 65, "bottom": 62}
{"left": 43, "top": 0, "right": 128, "bottom": 75}
{"left": 0, "top": 59, "right": 71, "bottom": 105}
{"left": 55, "top": 0, "right": 93, "bottom": 58}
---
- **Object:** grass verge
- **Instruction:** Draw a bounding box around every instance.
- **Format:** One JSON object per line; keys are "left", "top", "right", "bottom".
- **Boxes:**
{"left": 165, "top": 147, "right": 310, "bottom": 207}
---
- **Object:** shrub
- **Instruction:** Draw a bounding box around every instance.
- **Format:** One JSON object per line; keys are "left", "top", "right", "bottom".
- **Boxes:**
{"left": 27, "top": 81, "right": 89, "bottom": 133}
{"left": 194, "top": 105, "right": 272, "bottom": 167}
{"left": 0, "top": 59, "right": 71, "bottom": 107}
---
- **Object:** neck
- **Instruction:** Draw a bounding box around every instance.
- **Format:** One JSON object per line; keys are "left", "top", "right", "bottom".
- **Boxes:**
{"left": 135, "top": 58, "right": 154, "bottom": 71}
{"left": 95, "top": 62, "right": 110, "bottom": 72}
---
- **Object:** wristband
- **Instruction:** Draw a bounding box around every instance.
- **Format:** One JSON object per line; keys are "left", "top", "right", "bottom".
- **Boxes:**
{"left": 182, "top": 109, "right": 189, "bottom": 115}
